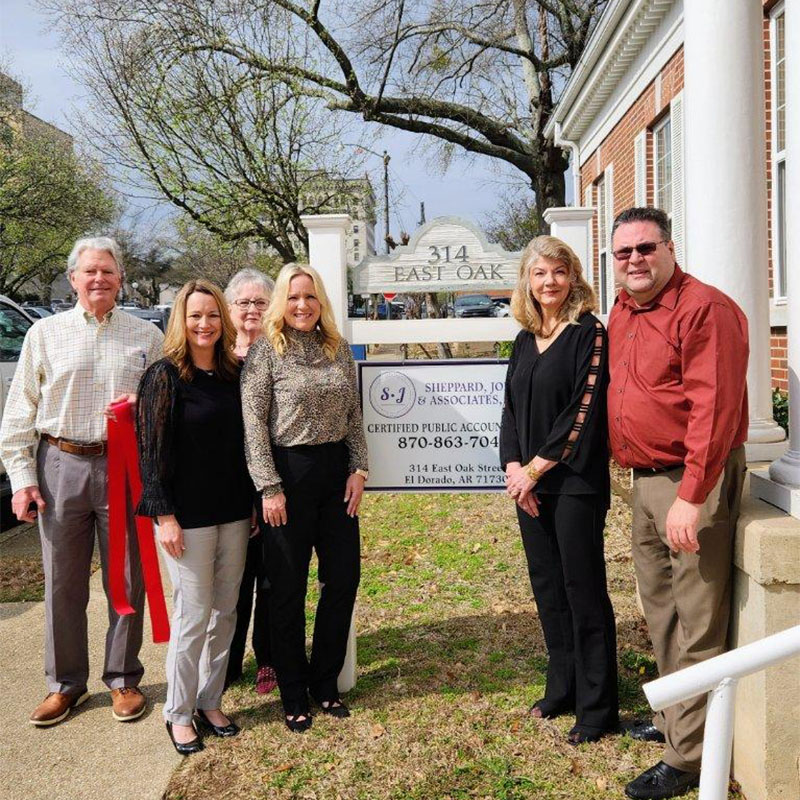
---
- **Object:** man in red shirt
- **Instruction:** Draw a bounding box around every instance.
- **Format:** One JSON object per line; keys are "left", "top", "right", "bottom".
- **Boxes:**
{"left": 607, "top": 207, "right": 748, "bottom": 800}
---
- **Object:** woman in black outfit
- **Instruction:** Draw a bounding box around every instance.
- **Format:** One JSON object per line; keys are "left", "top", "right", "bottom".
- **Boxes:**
{"left": 136, "top": 279, "right": 254, "bottom": 755}
{"left": 241, "top": 263, "right": 368, "bottom": 734}
{"left": 500, "top": 235, "right": 618, "bottom": 745}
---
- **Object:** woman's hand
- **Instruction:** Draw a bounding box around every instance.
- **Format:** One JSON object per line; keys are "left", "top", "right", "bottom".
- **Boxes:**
{"left": 344, "top": 473, "right": 365, "bottom": 517}
{"left": 505, "top": 463, "right": 536, "bottom": 501}
{"left": 263, "top": 492, "right": 288, "bottom": 527}
{"left": 249, "top": 507, "right": 259, "bottom": 537}
{"left": 157, "top": 515, "right": 184, "bottom": 559}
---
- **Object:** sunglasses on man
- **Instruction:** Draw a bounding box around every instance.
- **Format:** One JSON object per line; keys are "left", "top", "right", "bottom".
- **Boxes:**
{"left": 612, "top": 240, "right": 669, "bottom": 261}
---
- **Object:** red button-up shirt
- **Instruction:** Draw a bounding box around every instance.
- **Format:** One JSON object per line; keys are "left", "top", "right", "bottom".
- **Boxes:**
{"left": 607, "top": 266, "right": 748, "bottom": 504}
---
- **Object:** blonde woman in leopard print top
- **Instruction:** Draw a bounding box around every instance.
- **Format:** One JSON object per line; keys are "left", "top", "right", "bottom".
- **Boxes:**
{"left": 241, "top": 263, "right": 367, "bottom": 733}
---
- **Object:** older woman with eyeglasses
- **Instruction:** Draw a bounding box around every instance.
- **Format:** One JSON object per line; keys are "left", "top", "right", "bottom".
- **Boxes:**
{"left": 223, "top": 269, "right": 278, "bottom": 696}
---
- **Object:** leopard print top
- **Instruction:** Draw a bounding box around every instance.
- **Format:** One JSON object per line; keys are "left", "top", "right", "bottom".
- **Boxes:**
{"left": 241, "top": 327, "right": 368, "bottom": 496}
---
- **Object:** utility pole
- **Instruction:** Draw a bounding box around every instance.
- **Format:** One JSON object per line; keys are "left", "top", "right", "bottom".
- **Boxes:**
{"left": 382, "top": 150, "right": 391, "bottom": 255}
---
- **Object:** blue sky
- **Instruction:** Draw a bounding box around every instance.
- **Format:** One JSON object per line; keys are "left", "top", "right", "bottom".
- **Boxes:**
{"left": 1, "top": 0, "right": 540, "bottom": 239}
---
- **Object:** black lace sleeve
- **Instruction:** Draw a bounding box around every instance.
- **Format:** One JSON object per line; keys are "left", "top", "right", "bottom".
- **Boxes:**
{"left": 135, "top": 359, "right": 179, "bottom": 518}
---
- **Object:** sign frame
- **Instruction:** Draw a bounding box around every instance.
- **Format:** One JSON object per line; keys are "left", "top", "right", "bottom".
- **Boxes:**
{"left": 358, "top": 359, "right": 510, "bottom": 493}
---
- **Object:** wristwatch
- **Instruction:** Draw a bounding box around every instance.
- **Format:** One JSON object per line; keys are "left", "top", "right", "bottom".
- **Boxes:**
{"left": 354, "top": 468, "right": 369, "bottom": 480}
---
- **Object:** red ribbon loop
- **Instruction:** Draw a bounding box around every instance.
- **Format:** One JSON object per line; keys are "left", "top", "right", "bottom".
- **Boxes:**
{"left": 107, "top": 400, "right": 170, "bottom": 644}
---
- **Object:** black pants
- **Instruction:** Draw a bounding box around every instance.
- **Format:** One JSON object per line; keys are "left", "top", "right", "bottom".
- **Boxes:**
{"left": 225, "top": 506, "right": 272, "bottom": 688}
{"left": 265, "top": 441, "right": 360, "bottom": 714}
{"left": 517, "top": 493, "right": 619, "bottom": 731}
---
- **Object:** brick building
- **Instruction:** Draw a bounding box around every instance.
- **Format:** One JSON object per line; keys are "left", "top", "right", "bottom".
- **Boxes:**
{"left": 542, "top": 5, "right": 800, "bottom": 797}
{"left": 544, "top": 0, "right": 795, "bottom": 466}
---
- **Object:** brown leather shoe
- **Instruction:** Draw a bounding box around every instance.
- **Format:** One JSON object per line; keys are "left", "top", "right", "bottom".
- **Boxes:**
{"left": 110, "top": 687, "right": 146, "bottom": 721}
{"left": 30, "top": 690, "right": 90, "bottom": 727}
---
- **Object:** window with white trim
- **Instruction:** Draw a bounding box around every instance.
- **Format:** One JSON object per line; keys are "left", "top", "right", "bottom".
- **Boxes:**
{"left": 653, "top": 116, "right": 672, "bottom": 217}
{"left": 771, "top": 3, "right": 787, "bottom": 299}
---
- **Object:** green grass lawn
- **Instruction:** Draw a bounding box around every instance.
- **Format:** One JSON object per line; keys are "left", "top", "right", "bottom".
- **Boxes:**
{"left": 164, "top": 492, "right": 728, "bottom": 800}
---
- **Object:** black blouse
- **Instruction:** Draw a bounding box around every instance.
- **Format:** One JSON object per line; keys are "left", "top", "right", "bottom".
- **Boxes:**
{"left": 135, "top": 359, "right": 253, "bottom": 529}
{"left": 499, "top": 312, "right": 610, "bottom": 504}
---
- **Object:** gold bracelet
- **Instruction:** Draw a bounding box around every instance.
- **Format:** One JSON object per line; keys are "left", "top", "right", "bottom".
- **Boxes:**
{"left": 525, "top": 462, "right": 543, "bottom": 482}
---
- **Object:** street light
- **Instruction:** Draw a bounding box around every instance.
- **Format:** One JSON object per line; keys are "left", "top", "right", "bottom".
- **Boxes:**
{"left": 339, "top": 143, "right": 391, "bottom": 255}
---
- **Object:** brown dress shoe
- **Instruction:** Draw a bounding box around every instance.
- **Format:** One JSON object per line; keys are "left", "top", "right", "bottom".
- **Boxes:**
{"left": 30, "top": 690, "right": 90, "bottom": 727}
{"left": 110, "top": 687, "right": 146, "bottom": 721}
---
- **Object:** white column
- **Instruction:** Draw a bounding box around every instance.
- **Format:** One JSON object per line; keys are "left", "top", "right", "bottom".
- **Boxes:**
{"left": 768, "top": 0, "right": 800, "bottom": 490}
{"left": 542, "top": 207, "right": 594, "bottom": 276}
{"left": 683, "top": 0, "right": 785, "bottom": 459}
{"left": 301, "top": 213, "right": 359, "bottom": 691}
{"left": 302, "top": 213, "right": 351, "bottom": 335}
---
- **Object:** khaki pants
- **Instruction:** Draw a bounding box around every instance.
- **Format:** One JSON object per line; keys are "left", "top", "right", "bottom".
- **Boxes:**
{"left": 631, "top": 446, "right": 746, "bottom": 772}
{"left": 161, "top": 519, "right": 250, "bottom": 725}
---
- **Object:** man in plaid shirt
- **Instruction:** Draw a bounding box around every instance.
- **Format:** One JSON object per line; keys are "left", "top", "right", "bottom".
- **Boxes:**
{"left": 0, "top": 237, "right": 162, "bottom": 727}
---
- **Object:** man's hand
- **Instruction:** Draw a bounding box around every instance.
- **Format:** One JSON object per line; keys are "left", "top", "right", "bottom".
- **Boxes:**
{"left": 11, "top": 485, "right": 45, "bottom": 522}
{"left": 344, "top": 473, "right": 365, "bottom": 517}
{"left": 263, "top": 492, "right": 288, "bottom": 527}
{"left": 104, "top": 394, "right": 137, "bottom": 420}
{"left": 666, "top": 496, "right": 702, "bottom": 553}
{"left": 156, "top": 515, "right": 184, "bottom": 558}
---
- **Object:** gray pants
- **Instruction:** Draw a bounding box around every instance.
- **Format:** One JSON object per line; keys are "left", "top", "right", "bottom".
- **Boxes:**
{"left": 161, "top": 519, "right": 249, "bottom": 725}
{"left": 37, "top": 439, "right": 145, "bottom": 695}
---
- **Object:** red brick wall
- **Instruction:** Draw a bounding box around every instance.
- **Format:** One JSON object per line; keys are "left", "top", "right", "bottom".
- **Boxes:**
{"left": 577, "top": 40, "right": 785, "bottom": 389}
{"left": 771, "top": 330, "right": 788, "bottom": 392}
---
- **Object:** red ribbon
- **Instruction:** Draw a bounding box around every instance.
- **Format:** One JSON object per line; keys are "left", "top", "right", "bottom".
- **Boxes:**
{"left": 107, "top": 400, "right": 170, "bottom": 644}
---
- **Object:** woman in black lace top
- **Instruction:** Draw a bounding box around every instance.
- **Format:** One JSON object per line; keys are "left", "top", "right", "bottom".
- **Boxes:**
{"left": 500, "top": 236, "right": 618, "bottom": 745}
{"left": 241, "top": 263, "right": 368, "bottom": 733}
{"left": 136, "top": 279, "right": 252, "bottom": 755}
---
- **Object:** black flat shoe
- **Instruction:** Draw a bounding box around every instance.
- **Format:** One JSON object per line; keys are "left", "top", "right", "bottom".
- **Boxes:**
{"left": 194, "top": 708, "right": 240, "bottom": 738}
{"left": 316, "top": 698, "right": 350, "bottom": 718}
{"left": 628, "top": 721, "right": 666, "bottom": 743}
{"left": 166, "top": 721, "right": 204, "bottom": 756}
{"left": 285, "top": 711, "right": 312, "bottom": 733}
{"left": 566, "top": 725, "right": 611, "bottom": 746}
{"left": 625, "top": 761, "right": 700, "bottom": 800}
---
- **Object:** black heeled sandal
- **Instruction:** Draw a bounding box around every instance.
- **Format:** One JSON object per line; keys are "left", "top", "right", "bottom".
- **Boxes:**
{"left": 566, "top": 724, "right": 612, "bottom": 746}
{"left": 316, "top": 697, "right": 350, "bottom": 718}
{"left": 285, "top": 711, "right": 312, "bottom": 733}
{"left": 166, "top": 721, "right": 204, "bottom": 755}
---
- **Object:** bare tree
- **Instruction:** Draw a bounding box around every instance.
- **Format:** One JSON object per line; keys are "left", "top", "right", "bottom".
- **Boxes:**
{"left": 45, "top": 0, "right": 374, "bottom": 261}
{"left": 46, "top": 1, "right": 607, "bottom": 234}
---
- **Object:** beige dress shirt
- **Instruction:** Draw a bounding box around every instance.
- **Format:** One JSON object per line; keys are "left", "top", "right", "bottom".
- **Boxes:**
{"left": 0, "top": 303, "right": 163, "bottom": 492}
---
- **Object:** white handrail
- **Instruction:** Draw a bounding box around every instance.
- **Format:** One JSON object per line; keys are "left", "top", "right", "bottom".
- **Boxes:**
{"left": 643, "top": 624, "right": 800, "bottom": 710}
{"left": 641, "top": 624, "right": 800, "bottom": 800}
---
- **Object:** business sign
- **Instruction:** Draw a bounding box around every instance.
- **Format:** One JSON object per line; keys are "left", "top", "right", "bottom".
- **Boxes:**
{"left": 352, "top": 217, "right": 521, "bottom": 295}
{"left": 358, "top": 361, "right": 509, "bottom": 491}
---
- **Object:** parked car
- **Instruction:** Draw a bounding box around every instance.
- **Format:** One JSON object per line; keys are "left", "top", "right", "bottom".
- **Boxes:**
{"left": 21, "top": 304, "right": 54, "bottom": 319}
{"left": 50, "top": 299, "right": 73, "bottom": 313}
{"left": 454, "top": 294, "right": 496, "bottom": 318}
{"left": 0, "top": 297, "right": 35, "bottom": 502}
{"left": 491, "top": 297, "right": 511, "bottom": 318}
{"left": 122, "top": 307, "right": 167, "bottom": 332}
{"left": 376, "top": 301, "right": 405, "bottom": 319}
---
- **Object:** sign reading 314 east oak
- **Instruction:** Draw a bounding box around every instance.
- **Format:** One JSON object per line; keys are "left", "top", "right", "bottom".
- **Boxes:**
{"left": 359, "top": 361, "right": 508, "bottom": 491}
{"left": 353, "top": 217, "right": 520, "bottom": 295}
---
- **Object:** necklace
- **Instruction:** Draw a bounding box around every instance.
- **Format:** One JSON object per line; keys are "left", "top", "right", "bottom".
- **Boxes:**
{"left": 538, "top": 319, "right": 563, "bottom": 339}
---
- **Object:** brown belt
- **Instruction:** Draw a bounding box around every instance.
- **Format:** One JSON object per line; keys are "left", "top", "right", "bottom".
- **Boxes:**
{"left": 41, "top": 433, "right": 107, "bottom": 456}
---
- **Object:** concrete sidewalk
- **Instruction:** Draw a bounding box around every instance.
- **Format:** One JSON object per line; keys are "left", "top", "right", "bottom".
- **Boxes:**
{"left": 0, "top": 524, "right": 180, "bottom": 800}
